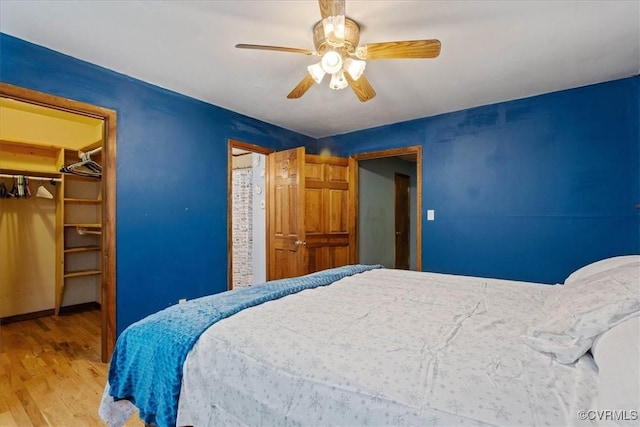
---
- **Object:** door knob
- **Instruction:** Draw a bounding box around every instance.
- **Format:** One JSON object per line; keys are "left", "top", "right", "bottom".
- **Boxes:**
{"left": 294, "top": 240, "right": 307, "bottom": 247}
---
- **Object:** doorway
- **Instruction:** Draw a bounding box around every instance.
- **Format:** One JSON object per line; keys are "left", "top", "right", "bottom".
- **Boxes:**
{"left": 0, "top": 83, "right": 117, "bottom": 362}
{"left": 353, "top": 146, "right": 422, "bottom": 271}
{"left": 227, "top": 139, "right": 274, "bottom": 289}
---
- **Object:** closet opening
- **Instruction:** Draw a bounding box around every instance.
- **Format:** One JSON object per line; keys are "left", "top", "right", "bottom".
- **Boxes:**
{"left": 227, "top": 139, "right": 274, "bottom": 290}
{"left": 0, "top": 83, "right": 117, "bottom": 362}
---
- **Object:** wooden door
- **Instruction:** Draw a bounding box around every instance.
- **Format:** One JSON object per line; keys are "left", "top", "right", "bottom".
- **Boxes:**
{"left": 267, "top": 148, "right": 355, "bottom": 280}
{"left": 267, "top": 147, "right": 306, "bottom": 280}
{"left": 304, "top": 155, "right": 355, "bottom": 273}
{"left": 394, "top": 173, "right": 410, "bottom": 269}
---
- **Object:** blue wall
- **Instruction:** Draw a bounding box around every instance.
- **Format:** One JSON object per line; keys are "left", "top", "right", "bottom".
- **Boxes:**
{"left": 318, "top": 77, "right": 640, "bottom": 284}
{"left": 0, "top": 34, "right": 313, "bottom": 333}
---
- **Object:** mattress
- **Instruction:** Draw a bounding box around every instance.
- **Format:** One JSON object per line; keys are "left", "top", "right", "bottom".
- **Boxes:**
{"left": 173, "top": 268, "right": 598, "bottom": 426}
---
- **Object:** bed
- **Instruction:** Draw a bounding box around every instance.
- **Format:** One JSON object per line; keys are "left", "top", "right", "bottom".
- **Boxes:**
{"left": 99, "top": 256, "right": 640, "bottom": 427}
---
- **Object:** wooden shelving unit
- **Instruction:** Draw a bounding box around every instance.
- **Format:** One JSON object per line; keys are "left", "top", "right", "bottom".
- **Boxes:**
{"left": 57, "top": 147, "right": 103, "bottom": 315}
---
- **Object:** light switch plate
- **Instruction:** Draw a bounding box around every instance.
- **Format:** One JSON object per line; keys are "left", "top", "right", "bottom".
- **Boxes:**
{"left": 427, "top": 210, "right": 435, "bottom": 221}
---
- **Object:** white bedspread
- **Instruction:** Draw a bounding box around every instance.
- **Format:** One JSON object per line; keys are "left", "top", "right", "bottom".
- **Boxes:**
{"left": 176, "top": 269, "right": 598, "bottom": 426}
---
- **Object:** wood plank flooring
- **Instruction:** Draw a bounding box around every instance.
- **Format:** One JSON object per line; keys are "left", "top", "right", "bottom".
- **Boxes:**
{"left": 0, "top": 310, "right": 144, "bottom": 426}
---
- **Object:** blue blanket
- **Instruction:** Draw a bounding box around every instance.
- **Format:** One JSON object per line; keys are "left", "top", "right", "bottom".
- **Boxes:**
{"left": 107, "top": 264, "right": 382, "bottom": 427}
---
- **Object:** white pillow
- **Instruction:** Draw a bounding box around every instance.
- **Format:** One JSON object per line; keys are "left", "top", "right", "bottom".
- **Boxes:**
{"left": 523, "top": 259, "right": 640, "bottom": 364}
{"left": 564, "top": 255, "right": 640, "bottom": 286}
{"left": 591, "top": 315, "right": 640, "bottom": 426}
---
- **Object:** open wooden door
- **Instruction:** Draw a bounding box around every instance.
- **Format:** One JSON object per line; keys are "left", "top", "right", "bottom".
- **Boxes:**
{"left": 267, "top": 147, "right": 355, "bottom": 280}
{"left": 304, "top": 154, "right": 355, "bottom": 273}
{"left": 267, "top": 147, "right": 306, "bottom": 280}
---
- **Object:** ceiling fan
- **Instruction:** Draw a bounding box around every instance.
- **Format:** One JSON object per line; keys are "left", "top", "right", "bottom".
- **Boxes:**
{"left": 236, "top": 0, "right": 441, "bottom": 102}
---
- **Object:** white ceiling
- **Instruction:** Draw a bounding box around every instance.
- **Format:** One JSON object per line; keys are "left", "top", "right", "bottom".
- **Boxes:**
{"left": 1, "top": 1, "right": 638, "bottom": 138}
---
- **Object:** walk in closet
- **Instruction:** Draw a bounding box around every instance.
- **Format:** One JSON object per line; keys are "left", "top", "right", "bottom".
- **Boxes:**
{"left": 0, "top": 97, "right": 104, "bottom": 320}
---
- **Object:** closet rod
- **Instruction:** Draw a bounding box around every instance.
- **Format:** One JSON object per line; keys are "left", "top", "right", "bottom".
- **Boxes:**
{"left": 82, "top": 146, "right": 102, "bottom": 157}
{"left": 0, "top": 173, "right": 62, "bottom": 183}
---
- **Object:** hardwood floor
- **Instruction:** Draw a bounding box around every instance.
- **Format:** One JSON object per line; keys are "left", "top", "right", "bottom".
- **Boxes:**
{"left": 0, "top": 310, "right": 144, "bottom": 426}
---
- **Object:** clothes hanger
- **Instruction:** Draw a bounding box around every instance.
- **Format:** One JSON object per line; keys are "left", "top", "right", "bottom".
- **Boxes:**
{"left": 8, "top": 176, "right": 19, "bottom": 198}
{"left": 21, "top": 176, "right": 31, "bottom": 198}
{"left": 36, "top": 185, "right": 54, "bottom": 199}
{"left": 60, "top": 150, "right": 102, "bottom": 178}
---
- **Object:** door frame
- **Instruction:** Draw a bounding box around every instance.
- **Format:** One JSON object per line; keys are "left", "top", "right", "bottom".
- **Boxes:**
{"left": 352, "top": 146, "right": 422, "bottom": 271}
{"left": 0, "top": 83, "right": 117, "bottom": 362}
{"left": 227, "top": 139, "right": 274, "bottom": 290}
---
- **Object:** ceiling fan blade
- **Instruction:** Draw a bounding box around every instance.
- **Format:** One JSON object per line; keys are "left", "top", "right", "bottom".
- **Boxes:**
{"left": 287, "top": 74, "right": 316, "bottom": 99}
{"left": 235, "top": 44, "right": 316, "bottom": 56}
{"left": 358, "top": 39, "right": 441, "bottom": 60}
{"left": 344, "top": 73, "right": 376, "bottom": 102}
{"left": 318, "top": 0, "right": 345, "bottom": 20}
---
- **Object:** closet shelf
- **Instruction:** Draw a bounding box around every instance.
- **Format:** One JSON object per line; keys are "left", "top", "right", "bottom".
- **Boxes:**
{"left": 0, "top": 140, "right": 59, "bottom": 156}
{"left": 64, "top": 245, "right": 101, "bottom": 253}
{"left": 63, "top": 269, "right": 102, "bottom": 278}
{"left": 64, "top": 223, "right": 102, "bottom": 228}
{"left": 63, "top": 173, "right": 102, "bottom": 181}
{"left": 64, "top": 198, "right": 102, "bottom": 204}
{"left": 0, "top": 168, "right": 62, "bottom": 179}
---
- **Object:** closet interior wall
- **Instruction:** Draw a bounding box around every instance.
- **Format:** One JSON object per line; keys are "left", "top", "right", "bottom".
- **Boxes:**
{"left": 0, "top": 170, "right": 57, "bottom": 317}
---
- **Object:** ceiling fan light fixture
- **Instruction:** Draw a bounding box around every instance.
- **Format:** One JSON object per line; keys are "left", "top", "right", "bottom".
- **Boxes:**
{"left": 344, "top": 57, "right": 366, "bottom": 81}
{"left": 321, "top": 50, "right": 343, "bottom": 74}
{"left": 237, "top": 1, "right": 441, "bottom": 102}
{"left": 329, "top": 71, "right": 348, "bottom": 91}
{"left": 307, "top": 62, "right": 326, "bottom": 84}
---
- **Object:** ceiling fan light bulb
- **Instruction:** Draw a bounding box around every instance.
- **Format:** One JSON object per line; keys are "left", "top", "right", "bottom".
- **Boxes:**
{"left": 344, "top": 58, "right": 366, "bottom": 81}
{"left": 323, "top": 15, "right": 345, "bottom": 46}
{"left": 329, "top": 71, "right": 348, "bottom": 91}
{"left": 321, "top": 50, "right": 343, "bottom": 74}
{"left": 322, "top": 18, "right": 334, "bottom": 39}
{"left": 307, "top": 62, "right": 326, "bottom": 84}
